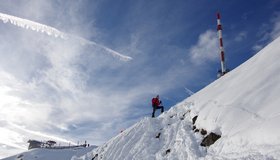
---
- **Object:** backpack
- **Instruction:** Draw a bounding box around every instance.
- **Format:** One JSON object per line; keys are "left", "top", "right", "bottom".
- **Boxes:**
{"left": 152, "top": 98, "right": 157, "bottom": 107}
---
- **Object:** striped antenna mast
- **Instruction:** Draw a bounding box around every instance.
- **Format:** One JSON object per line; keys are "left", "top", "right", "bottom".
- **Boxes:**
{"left": 216, "top": 12, "right": 227, "bottom": 75}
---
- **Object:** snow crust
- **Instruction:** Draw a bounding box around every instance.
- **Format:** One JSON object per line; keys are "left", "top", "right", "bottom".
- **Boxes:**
{"left": 0, "top": 12, "right": 132, "bottom": 61}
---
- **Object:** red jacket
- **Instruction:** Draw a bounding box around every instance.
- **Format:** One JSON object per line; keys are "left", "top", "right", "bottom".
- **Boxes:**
{"left": 152, "top": 97, "right": 161, "bottom": 107}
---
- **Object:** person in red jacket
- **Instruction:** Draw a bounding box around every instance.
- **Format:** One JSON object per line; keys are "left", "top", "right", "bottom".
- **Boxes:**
{"left": 151, "top": 95, "right": 164, "bottom": 118}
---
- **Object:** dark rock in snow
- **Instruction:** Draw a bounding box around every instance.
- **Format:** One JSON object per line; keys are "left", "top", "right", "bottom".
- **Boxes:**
{"left": 192, "top": 125, "right": 196, "bottom": 130}
{"left": 156, "top": 132, "right": 161, "bottom": 138}
{"left": 192, "top": 116, "right": 198, "bottom": 124}
{"left": 17, "top": 154, "right": 24, "bottom": 158}
{"left": 180, "top": 112, "right": 188, "bottom": 120}
{"left": 200, "top": 129, "right": 207, "bottom": 135}
{"left": 166, "top": 149, "right": 171, "bottom": 154}
{"left": 170, "top": 114, "right": 176, "bottom": 118}
{"left": 200, "top": 132, "right": 221, "bottom": 147}
{"left": 194, "top": 129, "right": 199, "bottom": 133}
{"left": 92, "top": 154, "right": 98, "bottom": 160}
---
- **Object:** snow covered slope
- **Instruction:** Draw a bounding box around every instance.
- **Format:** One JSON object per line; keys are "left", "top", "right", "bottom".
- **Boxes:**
{"left": 72, "top": 36, "right": 280, "bottom": 160}
{"left": 3, "top": 35, "right": 280, "bottom": 160}
{"left": 2, "top": 146, "right": 96, "bottom": 160}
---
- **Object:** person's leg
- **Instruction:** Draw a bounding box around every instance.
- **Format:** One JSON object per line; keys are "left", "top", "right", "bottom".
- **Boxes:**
{"left": 152, "top": 107, "right": 156, "bottom": 117}
{"left": 161, "top": 106, "right": 164, "bottom": 113}
{"left": 157, "top": 106, "right": 164, "bottom": 113}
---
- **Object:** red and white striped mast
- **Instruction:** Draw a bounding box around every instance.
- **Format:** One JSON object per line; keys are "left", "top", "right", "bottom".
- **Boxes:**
{"left": 216, "top": 12, "right": 227, "bottom": 76}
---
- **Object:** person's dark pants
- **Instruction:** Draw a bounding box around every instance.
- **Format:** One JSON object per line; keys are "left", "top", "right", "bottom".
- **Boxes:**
{"left": 152, "top": 106, "right": 164, "bottom": 118}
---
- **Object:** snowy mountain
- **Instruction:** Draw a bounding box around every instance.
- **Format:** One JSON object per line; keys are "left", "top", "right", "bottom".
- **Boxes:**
{"left": 2, "top": 146, "right": 97, "bottom": 160}
{"left": 3, "top": 34, "right": 280, "bottom": 159}
{"left": 73, "top": 36, "right": 280, "bottom": 159}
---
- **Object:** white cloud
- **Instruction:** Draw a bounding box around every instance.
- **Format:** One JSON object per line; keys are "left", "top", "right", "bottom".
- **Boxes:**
{"left": 0, "top": 1, "right": 213, "bottom": 158}
{"left": 189, "top": 30, "right": 219, "bottom": 65}
{"left": 0, "top": 1, "right": 136, "bottom": 156}
{"left": 269, "top": 12, "right": 280, "bottom": 40}
{"left": 253, "top": 12, "right": 280, "bottom": 52}
{"left": 0, "top": 7, "right": 157, "bottom": 159}
{"left": 252, "top": 44, "right": 264, "bottom": 52}
{"left": 234, "top": 31, "right": 247, "bottom": 42}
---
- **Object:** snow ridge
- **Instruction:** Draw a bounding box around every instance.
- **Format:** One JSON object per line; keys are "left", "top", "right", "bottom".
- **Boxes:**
{"left": 73, "top": 37, "right": 280, "bottom": 160}
{"left": 0, "top": 12, "right": 132, "bottom": 61}
{"left": 73, "top": 102, "right": 207, "bottom": 160}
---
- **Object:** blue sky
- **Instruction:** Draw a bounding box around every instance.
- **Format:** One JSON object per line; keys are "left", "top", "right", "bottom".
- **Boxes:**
{"left": 0, "top": 0, "right": 280, "bottom": 155}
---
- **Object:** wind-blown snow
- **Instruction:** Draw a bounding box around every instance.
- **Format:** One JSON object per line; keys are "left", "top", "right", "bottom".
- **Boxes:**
{"left": 0, "top": 12, "right": 132, "bottom": 61}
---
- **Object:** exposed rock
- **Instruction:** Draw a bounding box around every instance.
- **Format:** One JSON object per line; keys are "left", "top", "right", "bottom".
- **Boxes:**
{"left": 200, "top": 129, "right": 207, "bottom": 135}
{"left": 17, "top": 154, "right": 24, "bottom": 159}
{"left": 156, "top": 132, "right": 161, "bottom": 138}
{"left": 200, "top": 132, "right": 221, "bottom": 147}
{"left": 166, "top": 149, "right": 171, "bottom": 155}
{"left": 181, "top": 112, "right": 189, "bottom": 120}
{"left": 192, "top": 126, "right": 196, "bottom": 130}
{"left": 192, "top": 116, "right": 198, "bottom": 124}
{"left": 194, "top": 129, "right": 199, "bottom": 133}
{"left": 92, "top": 154, "right": 98, "bottom": 160}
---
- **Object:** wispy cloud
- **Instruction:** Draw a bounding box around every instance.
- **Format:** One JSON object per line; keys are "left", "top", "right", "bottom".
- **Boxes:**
{"left": 189, "top": 30, "right": 219, "bottom": 65}
{"left": 0, "top": 1, "right": 137, "bottom": 156}
{"left": 0, "top": 12, "right": 132, "bottom": 61}
{"left": 0, "top": 1, "right": 186, "bottom": 157}
{"left": 269, "top": 12, "right": 280, "bottom": 40}
{"left": 0, "top": 1, "right": 218, "bottom": 158}
{"left": 253, "top": 12, "right": 280, "bottom": 52}
{"left": 234, "top": 31, "right": 247, "bottom": 42}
